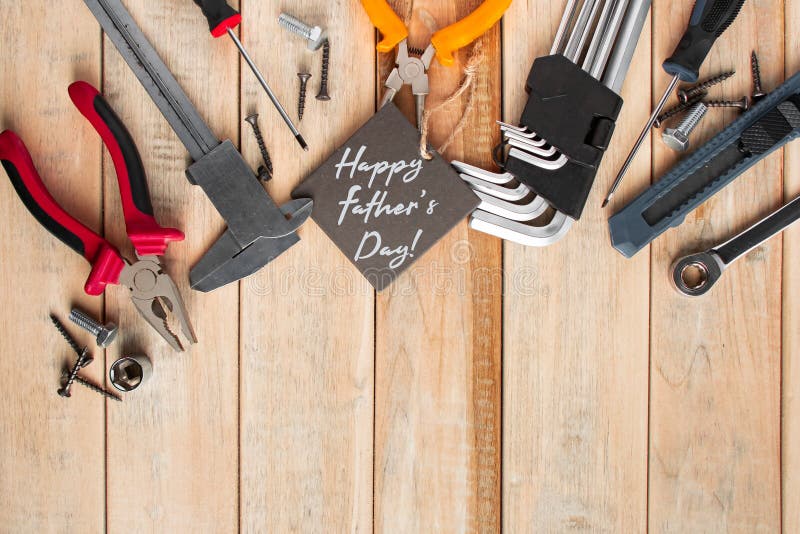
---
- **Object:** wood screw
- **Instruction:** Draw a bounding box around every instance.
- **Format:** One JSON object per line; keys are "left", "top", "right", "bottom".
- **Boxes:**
{"left": 58, "top": 348, "right": 91, "bottom": 398}
{"left": 677, "top": 70, "right": 735, "bottom": 103}
{"left": 244, "top": 113, "right": 273, "bottom": 181}
{"left": 60, "top": 370, "right": 122, "bottom": 402}
{"left": 316, "top": 40, "right": 331, "bottom": 101}
{"left": 297, "top": 73, "right": 311, "bottom": 121}
{"left": 705, "top": 96, "right": 750, "bottom": 111}
{"left": 50, "top": 314, "right": 93, "bottom": 367}
{"left": 751, "top": 51, "right": 767, "bottom": 103}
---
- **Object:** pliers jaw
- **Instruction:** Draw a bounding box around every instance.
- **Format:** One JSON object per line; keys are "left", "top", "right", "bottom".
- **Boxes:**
{"left": 119, "top": 257, "right": 197, "bottom": 352}
{"left": 381, "top": 40, "right": 435, "bottom": 129}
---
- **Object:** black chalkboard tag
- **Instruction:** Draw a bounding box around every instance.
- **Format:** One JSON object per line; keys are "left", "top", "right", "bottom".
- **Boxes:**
{"left": 292, "top": 103, "right": 480, "bottom": 291}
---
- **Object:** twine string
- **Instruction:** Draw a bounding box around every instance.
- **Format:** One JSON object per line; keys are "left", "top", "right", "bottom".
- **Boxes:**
{"left": 418, "top": 42, "right": 485, "bottom": 160}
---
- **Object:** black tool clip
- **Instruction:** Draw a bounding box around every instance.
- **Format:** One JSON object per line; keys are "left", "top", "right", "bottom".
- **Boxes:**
{"left": 504, "top": 55, "right": 623, "bottom": 219}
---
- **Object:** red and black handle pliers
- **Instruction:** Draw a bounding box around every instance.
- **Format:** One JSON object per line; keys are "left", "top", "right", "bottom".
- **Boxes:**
{"left": 0, "top": 81, "right": 197, "bottom": 351}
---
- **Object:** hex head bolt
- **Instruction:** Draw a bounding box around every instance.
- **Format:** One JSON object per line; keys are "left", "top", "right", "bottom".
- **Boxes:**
{"left": 244, "top": 113, "right": 274, "bottom": 182}
{"left": 278, "top": 13, "right": 328, "bottom": 51}
{"left": 58, "top": 348, "right": 91, "bottom": 398}
{"left": 50, "top": 314, "right": 94, "bottom": 367}
{"left": 297, "top": 73, "right": 312, "bottom": 121}
{"left": 655, "top": 92, "right": 707, "bottom": 128}
{"left": 662, "top": 102, "right": 708, "bottom": 152}
{"left": 68, "top": 308, "right": 118, "bottom": 348}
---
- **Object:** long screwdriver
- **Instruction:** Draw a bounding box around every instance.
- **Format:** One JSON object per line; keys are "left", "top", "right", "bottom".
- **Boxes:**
{"left": 192, "top": 0, "right": 309, "bottom": 151}
{"left": 602, "top": 0, "right": 746, "bottom": 207}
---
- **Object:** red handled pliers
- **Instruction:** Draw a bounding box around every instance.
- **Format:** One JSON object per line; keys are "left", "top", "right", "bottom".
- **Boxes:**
{"left": 0, "top": 81, "right": 197, "bottom": 351}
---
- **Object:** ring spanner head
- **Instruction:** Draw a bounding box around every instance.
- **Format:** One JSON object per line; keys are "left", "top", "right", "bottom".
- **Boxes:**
{"left": 670, "top": 251, "right": 724, "bottom": 297}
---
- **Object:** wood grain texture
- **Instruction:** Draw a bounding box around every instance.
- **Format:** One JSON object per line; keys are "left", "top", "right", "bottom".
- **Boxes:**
{"left": 1, "top": 1, "right": 797, "bottom": 532}
{"left": 373, "top": 1, "right": 503, "bottom": 531}
{"left": 783, "top": 1, "right": 799, "bottom": 531}
{"left": 0, "top": 1, "right": 104, "bottom": 531}
{"left": 101, "top": 0, "right": 240, "bottom": 530}
{"left": 648, "top": 1, "right": 783, "bottom": 532}
{"left": 238, "top": 1, "right": 375, "bottom": 532}
{"left": 501, "top": 1, "right": 651, "bottom": 531}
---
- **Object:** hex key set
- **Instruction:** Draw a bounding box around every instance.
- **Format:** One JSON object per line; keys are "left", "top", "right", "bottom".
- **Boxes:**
{"left": 453, "top": 0, "right": 651, "bottom": 246}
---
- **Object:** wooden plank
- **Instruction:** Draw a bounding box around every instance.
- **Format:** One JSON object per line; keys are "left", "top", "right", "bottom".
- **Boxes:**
{"left": 501, "top": 0, "right": 651, "bottom": 531}
{"left": 648, "top": 1, "right": 783, "bottom": 531}
{"left": 0, "top": 1, "right": 103, "bottom": 530}
{"left": 101, "top": 0, "right": 240, "bottom": 530}
{"left": 237, "top": 1, "right": 375, "bottom": 531}
{"left": 372, "top": 1, "right": 503, "bottom": 531}
{"left": 783, "top": 1, "right": 799, "bottom": 530}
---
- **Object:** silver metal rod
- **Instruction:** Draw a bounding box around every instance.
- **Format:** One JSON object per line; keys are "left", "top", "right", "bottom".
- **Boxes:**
{"left": 227, "top": 28, "right": 308, "bottom": 151}
{"left": 602, "top": 74, "right": 679, "bottom": 207}
{"left": 602, "top": 0, "right": 651, "bottom": 93}
{"left": 563, "top": 0, "right": 598, "bottom": 61}
{"left": 551, "top": 0, "right": 581, "bottom": 54}
{"left": 569, "top": 0, "right": 604, "bottom": 63}
{"left": 582, "top": 0, "right": 617, "bottom": 72}
{"left": 589, "top": 0, "right": 630, "bottom": 79}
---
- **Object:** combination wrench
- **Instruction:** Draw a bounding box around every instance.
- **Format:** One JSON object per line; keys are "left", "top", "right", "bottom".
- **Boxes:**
{"left": 671, "top": 195, "right": 800, "bottom": 296}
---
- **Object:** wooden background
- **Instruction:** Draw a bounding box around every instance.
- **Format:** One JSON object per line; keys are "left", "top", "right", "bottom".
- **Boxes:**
{"left": 0, "top": 0, "right": 796, "bottom": 531}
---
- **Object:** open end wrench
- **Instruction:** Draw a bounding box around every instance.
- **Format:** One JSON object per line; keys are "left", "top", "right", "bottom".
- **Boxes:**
{"left": 671, "top": 194, "right": 800, "bottom": 296}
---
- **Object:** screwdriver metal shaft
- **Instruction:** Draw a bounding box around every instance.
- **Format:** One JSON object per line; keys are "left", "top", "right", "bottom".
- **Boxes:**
{"left": 226, "top": 28, "right": 308, "bottom": 151}
{"left": 602, "top": 0, "right": 746, "bottom": 208}
{"left": 602, "top": 74, "right": 679, "bottom": 207}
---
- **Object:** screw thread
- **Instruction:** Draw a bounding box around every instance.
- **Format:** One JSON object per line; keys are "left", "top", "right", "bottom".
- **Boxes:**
{"left": 751, "top": 51, "right": 763, "bottom": 93}
{"left": 316, "top": 40, "right": 331, "bottom": 100}
{"left": 656, "top": 92, "right": 706, "bottom": 127}
{"left": 69, "top": 309, "right": 101, "bottom": 335}
{"left": 61, "top": 371, "right": 122, "bottom": 402}
{"left": 50, "top": 314, "right": 82, "bottom": 355}
{"left": 60, "top": 349, "right": 90, "bottom": 396}
{"left": 244, "top": 114, "right": 273, "bottom": 179}
{"left": 676, "top": 102, "right": 708, "bottom": 135}
{"left": 278, "top": 13, "right": 313, "bottom": 40}
{"left": 683, "top": 71, "right": 736, "bottom": 100}
{"left": 297, "top": 74, "right": 311, "bottom": 120}
{"left": 705, "top": 97, "right": 749, "bottom": 110}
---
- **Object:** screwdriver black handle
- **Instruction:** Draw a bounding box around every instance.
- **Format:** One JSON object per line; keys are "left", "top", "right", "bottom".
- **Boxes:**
{"left": 663, "top": 0, "right": 746, "bottom": 83}
{"left": 192, "top": 0, "right": 241, "bottom": 38}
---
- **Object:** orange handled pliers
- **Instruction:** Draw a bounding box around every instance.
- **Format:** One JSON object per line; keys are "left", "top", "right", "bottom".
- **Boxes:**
{"left": 361, "top": 0, "right": 512, "bottom": 129}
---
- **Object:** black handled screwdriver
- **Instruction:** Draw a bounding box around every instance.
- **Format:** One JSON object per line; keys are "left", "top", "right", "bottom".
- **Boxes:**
{"left": 193, "top": 0, "right": 308, "bottom": 151}
{"left": 602, "top": 0, "right": 746, "bottom": 207}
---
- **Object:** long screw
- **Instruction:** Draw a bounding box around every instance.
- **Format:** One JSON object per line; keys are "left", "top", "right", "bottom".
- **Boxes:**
{"left": 655, "top": 92, "right": 707, "bottom": 128}
{"left": 61, "top": 370, "right": 122, "bottom": 402}
{"left": 316, "top": 40, "right": 331, "bottom": 101}
{"left": 676, "top": 70, "right": 735, "bottom": 103}
{"left": 297, "top": 73, "right": 311, "bottom": 121}
{"left": 50, "top": 314, "right": 93, "bottom": 367}
{"left": 705, "top": 96, "right": 750, "bottom": 111}
{"left": 58, "top": 348, "right": 91, "bottom": 398}
{"left": 244, "top": 113, "right": 273, "bottom": 182}
{"left": 751, "top": 51, "right": 766, "bottom": 103}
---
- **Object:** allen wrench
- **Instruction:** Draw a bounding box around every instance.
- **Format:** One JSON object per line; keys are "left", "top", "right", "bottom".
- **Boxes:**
{"left": 452, "top": 0, "right": 649, "bottom": 247}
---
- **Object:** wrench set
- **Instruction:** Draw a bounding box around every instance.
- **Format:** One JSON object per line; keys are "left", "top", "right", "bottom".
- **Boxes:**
{"left": 453, "top": 0, "right": 651, "bottom": 246}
